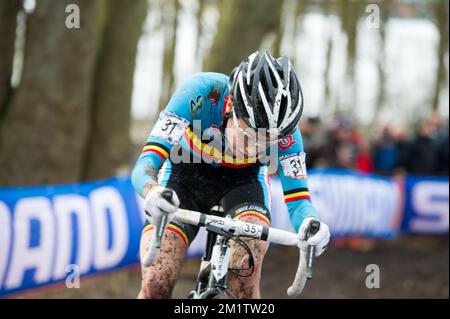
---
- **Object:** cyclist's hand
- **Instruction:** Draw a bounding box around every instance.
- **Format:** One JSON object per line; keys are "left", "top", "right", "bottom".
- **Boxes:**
{"left": 144, "top": 185, "right": 180, "bottom": 225}
{"left": 297, "top": 217, "right": 330, "bottom": 257}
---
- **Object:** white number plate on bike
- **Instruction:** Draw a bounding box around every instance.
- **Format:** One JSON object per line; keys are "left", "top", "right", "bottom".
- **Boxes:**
{"left": 242, "top": 222, "right": 262, "bottom": 237}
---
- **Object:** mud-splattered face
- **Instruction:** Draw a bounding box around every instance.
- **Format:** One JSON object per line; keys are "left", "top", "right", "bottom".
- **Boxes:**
{"left": 224, "top": 99, "right": 278, "bottom": 158}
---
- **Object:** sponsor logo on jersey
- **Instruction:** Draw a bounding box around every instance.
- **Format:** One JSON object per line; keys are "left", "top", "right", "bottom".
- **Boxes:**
{"left": 207, "top": 87, "right": 220, "bottom": 105}
{"left": 190, "top": 95, "right": 203, "bottom": 112}
{"left": 278, "top": 136, "right": 296, "bottom": 150}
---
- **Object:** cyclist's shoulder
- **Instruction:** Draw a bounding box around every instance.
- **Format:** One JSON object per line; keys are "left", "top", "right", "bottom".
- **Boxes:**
{"left": 166, "top": 72, "right": 229, "bottom": 122}
{"left": 179, "top": 72, "right": 229, "bottom": 92}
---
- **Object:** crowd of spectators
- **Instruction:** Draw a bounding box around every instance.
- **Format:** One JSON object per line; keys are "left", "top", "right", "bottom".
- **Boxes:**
{"left": 300, "top": 112, "right": 449, "bottom": 177}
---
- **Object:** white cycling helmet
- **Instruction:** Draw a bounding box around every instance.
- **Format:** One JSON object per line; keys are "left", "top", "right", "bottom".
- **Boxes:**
{"left": 229, "top": 51, "right": 304, "bottom": 139}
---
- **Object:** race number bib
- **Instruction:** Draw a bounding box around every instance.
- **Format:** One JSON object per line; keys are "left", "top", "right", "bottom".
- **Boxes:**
{"left": 279, "top": 152, "right": 308, "bottom": 179}
{"left": 151, "top": 111, "right": 190, "bottom": 145}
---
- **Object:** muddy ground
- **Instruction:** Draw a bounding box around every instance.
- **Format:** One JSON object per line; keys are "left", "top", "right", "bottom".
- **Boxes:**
{"left": 11, "top": 235, "right": 449, "bottom": 299}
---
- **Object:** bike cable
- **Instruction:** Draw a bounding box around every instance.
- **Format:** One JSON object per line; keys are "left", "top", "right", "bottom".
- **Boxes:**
{"left": 221, "top": 229, "right": 255, "bottom": 278}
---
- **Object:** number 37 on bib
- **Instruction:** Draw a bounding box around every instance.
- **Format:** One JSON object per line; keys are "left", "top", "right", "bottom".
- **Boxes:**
{"left": 279, "top": 152, "right": 308, "bottom": 179}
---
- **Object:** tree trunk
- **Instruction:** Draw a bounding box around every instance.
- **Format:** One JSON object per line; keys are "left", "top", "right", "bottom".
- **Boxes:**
{"left": 271, "top": 0, "right": 286, "bottom": 58}
{"left": 337, "top": 0, "right": 361, "bottom": 115}
{"left": 203, "top": 0, "right": 283, "bottom": 74}
{"left": 159, "top": 0, "right": 180, "bottom": 111}
{"left": 341, "top": 0, "right": 359, "bottom": 78}
{"left": 0, "top": 0, "right": 21, "bottom": 118}
{"left": 195, "top": 0, "right": 206, "bottom": 62}
{"left": 431, "top": 0, "right": 449, "bottom": 111}
{"left": 82, "top": 0, "right": 147, "bottom": 180}
{"left": 0, "top": 0, "right": 99, "bottom": 186}
{"left": 374, "top": 0, "right": 392, "bottom": 120}
{"left": 323, "top": 0, "right": 333, "bottom": 113}
{"left": 290, "top": 0, "right": 307, "bottom": 65}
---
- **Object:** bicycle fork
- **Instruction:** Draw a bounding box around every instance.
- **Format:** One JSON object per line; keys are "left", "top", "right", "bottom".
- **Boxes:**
{"left": 188, "top": 227, "right": 233, "bottom": 299}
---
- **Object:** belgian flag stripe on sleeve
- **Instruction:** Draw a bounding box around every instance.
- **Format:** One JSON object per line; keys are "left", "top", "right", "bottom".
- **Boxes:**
{"left": 284, "top": 188, "right": 311, "bottom": 202}
{"left": 141, "top": 142, "right": 170, "bottom": 160}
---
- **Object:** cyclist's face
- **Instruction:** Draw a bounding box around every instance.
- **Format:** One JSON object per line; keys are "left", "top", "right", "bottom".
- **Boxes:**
{"left": 225, "top": 111, "right": 278, "bottom": 158}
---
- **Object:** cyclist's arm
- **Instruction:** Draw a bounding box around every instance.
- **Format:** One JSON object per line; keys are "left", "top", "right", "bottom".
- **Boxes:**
{"left": 277, "top": 127, "right": 319, "bottom": 232}
{"left": 131, "top": 77, "right": 202, "bottom": 197}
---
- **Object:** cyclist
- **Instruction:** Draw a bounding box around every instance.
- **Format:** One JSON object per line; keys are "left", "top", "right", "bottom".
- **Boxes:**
{"left": 132, "top": 51, "right": 330, "bottom": 299}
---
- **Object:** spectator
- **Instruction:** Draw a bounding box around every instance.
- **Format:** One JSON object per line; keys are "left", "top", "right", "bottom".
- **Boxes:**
{"left": 406, "top": 119, "right": 440, "bottom": 175}
{"left": 391, "top": 125, "right": 410, "bottom": 174}
{"left": 429, "top": 112, "right": 449, "bottom": 175}
{"left": 299, "top": 116, "right": 324, "bottom": 168}
{"left": 372, "top": 126, "right": 399, "bottom": 175}
{"left": 316, "top": 115, "right": 359, "bottom": 169}
{"left": 355, "top": 134, "right": 374, "bottom": 173}
{"left": 437, "top": 133, "right": 449, "bottom": 175}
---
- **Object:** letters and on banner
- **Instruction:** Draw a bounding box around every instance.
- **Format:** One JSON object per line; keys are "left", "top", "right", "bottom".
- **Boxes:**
{"left": 0, "top": 170, "right": 448, "bottom": 296}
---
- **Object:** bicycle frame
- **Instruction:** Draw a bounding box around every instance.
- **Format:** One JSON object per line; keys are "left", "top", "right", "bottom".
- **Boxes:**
{"left": 143, "top": 201, "right": 317, "bottom": 298}
{"left": 187, "top": 206, "right": 232, "bottom": 299}
{"left": 188, "top": 229, "right": 232, "bottom": 299}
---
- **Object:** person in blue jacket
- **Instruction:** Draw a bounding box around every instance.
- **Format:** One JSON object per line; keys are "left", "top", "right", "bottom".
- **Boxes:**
{"left": 132, "top": 51, "right": 330, "bottom": 298}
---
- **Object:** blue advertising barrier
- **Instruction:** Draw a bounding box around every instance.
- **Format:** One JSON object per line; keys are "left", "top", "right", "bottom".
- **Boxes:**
{"left": 0, "top": 176, "right": 145, "bottom": 296}
{"left": 303, "top": 169, "right": 405, "bottom": 238}
{"left": 0, "top": 170, "right": 448, "bottom": 296}
{"left": 400, "top": 175, "right": 449, "bottom": 234}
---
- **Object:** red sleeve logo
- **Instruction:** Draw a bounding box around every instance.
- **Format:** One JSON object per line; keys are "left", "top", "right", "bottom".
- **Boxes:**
{"left": 278, "top": 136, "right": 296, "bottom": 150}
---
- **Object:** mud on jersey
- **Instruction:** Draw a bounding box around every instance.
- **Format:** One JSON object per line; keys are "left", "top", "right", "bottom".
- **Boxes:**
{"left": 131, "top": 72, "right": 318, "bottom": 232}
